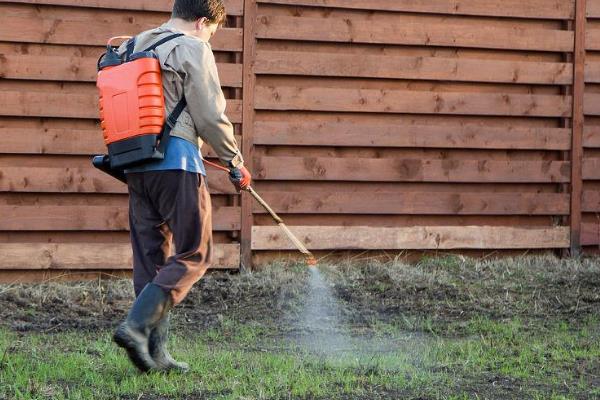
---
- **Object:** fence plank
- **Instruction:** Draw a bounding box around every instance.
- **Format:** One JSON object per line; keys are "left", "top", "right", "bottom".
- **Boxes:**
{"left": 581, "top": 222, "right": 600, "bottom": 246}
{"left": 255, "top": 51, "right": 573, "bottom": 85}
{"left": 0, "top": 167, "right": 236, "bottom": 194}
{"left": 0, "top": 52, "right": 243, "bottom": 87}
{"left": 584, "top": 93, "right": 600, "bottom": 115}
{"left": 582, "top": 190, "right": 600, "bottom": 212}
{"left": 241, "top": 0, "right": 259, "bottom": 271}
{"left": 583, "top": 158, "right": 600, "bottom": 179}
{"left": 255, "top": 16, "right": 574, "bottom": 52}
{"left": 588, "top": 0, "right": 600, "bottom": 17}
{"left": 0, "top": 15, "right": 242, "bottom": 51}
{"left": 571, "top": 0, "right": 586, "bottom": 254}
{"left": 251, "top": 226, "right": 570, "bottom": 250}
{"left": 255, "top": 157, "right": 570, "bottom": 183}
{"left": 584, "top": 126, "right": 600, "bottom": 147}
{"left": 585, "top": 61, "right": 600, "bottom": 83}
{"left": 586, "top": 29, "right": 600, "bottom": 51}
{"left": 253, "top": 192, "right": 570, "bottom": 215}
{"left": 256, "top": 0, "right": 574, "bottom": 19}
{"left": 0, "top": 205, "right": 240, "bottom": 231}
{"left": 0, "top": 90, "right": 243, "bottom": 123}
{"left": 254, "top": 121, "right": 571, "bottom": 150}
{"left": 0, "top": 128, "right": 240, "bottom": 158}
{"left": 255, "top": 86, "right": 572, "bottom": 117}
{"left": 0, "top": 243, "right": 240, "bottom": 270}
{"left": 7, "top": 0, "right": 244, "bottom": 15}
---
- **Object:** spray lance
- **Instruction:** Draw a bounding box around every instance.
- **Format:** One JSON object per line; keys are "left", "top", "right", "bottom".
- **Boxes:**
{"left": 202, "top": 159, "right": 318, "bottom": 267}
{"left": 91, "top": 155, "right": 317, "bottom": 267}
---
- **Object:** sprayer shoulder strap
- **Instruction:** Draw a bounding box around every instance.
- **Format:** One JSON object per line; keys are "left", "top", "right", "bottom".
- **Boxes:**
{"left": 143, "top": 33, "right": 185, "bottom": 52}
{"left": 157, "top": 96, "right": 187, "bottom": 154}
{"left": 124, "top": 32, "right": 185, "bottom": 61}
{"left": 133, "top": 32, "right": 187, "bottom": 154}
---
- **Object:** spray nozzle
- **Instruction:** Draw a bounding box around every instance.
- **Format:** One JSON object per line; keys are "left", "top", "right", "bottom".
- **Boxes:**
{"left": 306, "top": 257, "right": 318, "bottom": 267}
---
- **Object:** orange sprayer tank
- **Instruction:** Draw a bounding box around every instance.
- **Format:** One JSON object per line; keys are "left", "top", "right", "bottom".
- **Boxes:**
{"left": 95, "top": 34, "right": 186, "bottom": 169}
{"left": 97, "top": 56, "right": 165, "bottom": 145}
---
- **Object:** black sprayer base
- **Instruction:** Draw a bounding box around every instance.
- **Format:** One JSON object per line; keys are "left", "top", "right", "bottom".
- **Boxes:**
{"left": 92, "top": 155, "right": 127, "bottom": 184}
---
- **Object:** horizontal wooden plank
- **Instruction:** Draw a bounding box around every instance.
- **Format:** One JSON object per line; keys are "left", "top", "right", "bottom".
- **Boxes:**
{"left": 585, "top": 61, "right": 600, "bottom": 83}
{"left": 255, "top": 86, "right": 572, "bottom": 117}
{"left": 0, "top": 51, "right": 243, "bottom": 87}
{"left": 0, "top": 167, "right": 237, "bottom": 194}
{"left": 588, "top": 0, "right": 600, "bottom": 18}
{"left": 584, "top": 93, "right": 600, "bottom": 116}
{"left": 0, "top": 128, "right": 241, "bottom": 159}
{"left": 0, "top": 90, "right": 243, "bottom": 123}
{"left": 584, "top": 126, "right": 600, "bottom": 147}
{"left": 7, "top": 0, "right": 244, "bottom": 15}
{"left": 254, "top": 121, "right": 571, "bottom": 150}
{"left": 0, "top": 205, "right": 240, "bottom": 231}
{"left": 257, "top": 0, "right": 574, "bottom": 20}
{"left": 251, "top": 225, "right": 570, "bottom": 250}
{"left": 586, "top": 29, "right": 600, "bottom": 51}
{"left": 582, "top": 190, "right": 600, "bottom": 212}
{"left": 0, "top": 242, "right": 240, "bottom": 270}
{"left": 583, "top": 158, "right": 600, "bottom": 179}
{"left": 255, "top": 15, "right": 575, "bottom": 52}
{"left": 581, "top": 222, "right": 600, "bottom": 246}
{"left": 254, "top": 157, "right": 571, "bottom": 183}
{"left": 0, "top": 14, "right": 242, "bottom": 51}
{"left": 253, "top": 192, "right": 570, "bottom": 215}
{"left": 255, "top": 50, "right": 573, "bottom": 85}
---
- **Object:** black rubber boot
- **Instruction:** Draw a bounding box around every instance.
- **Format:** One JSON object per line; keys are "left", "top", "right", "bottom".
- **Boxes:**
{"left": 149, "top": 314, "right": 190, "bottom": 373}
{"left": 113, "top": 283, "right": 173, "bottom": 372}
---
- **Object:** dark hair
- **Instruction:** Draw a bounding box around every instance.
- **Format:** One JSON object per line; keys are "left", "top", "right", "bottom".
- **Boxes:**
{"left": 172, "top": 0, "right": 226, "bottom": 24}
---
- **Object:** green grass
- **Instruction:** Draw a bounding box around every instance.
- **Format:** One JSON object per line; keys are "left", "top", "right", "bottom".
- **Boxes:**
{"left": 1, "top": 316, "right": 598, "bottom": 399}
{"left": 1, "top": 256, "right": 600, "bottom": 399}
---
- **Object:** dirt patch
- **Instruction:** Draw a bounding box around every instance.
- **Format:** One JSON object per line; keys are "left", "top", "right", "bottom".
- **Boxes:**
{"left": 0, "top": 264, "right": 306, "bottom": 333}
{"left": 1, "top": 255, "right": 599, "bottom": 335}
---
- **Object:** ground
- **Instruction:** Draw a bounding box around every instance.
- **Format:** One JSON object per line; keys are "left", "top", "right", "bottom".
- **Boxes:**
{"left": 1, "top": 255, "right": 599, "bottom": 399}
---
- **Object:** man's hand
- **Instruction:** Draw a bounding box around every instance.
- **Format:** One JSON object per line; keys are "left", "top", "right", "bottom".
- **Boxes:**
{"left": 229, "top": 166, "right": 252, "bottom": 192}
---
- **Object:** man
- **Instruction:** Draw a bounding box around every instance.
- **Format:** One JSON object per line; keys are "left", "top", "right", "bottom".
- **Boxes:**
{"left": 112, "top": 0, "right": 252, "bottom": 373}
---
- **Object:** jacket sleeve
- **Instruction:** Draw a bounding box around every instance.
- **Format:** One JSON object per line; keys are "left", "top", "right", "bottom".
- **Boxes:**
{"left": 175, "top": 41, "right": 244, "bottom": 168}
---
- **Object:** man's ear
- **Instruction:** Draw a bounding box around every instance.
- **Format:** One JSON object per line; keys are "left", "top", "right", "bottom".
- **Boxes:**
{"left": 195, "top": 17, "right": 208, "bottom": 31}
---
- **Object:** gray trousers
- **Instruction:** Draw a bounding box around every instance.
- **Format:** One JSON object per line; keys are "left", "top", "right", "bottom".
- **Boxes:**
{"left": 126, "top": 170, "right": 213, "bottom": 305}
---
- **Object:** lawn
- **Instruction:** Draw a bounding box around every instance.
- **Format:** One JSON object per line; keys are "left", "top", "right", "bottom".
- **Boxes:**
{"left": 1, "top": 255, "right": 599, "bottom": 399}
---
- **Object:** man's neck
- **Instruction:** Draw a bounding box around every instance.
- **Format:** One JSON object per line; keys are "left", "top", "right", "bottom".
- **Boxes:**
{"left": 165, "top": 18, "right": 196, "bottom": 35}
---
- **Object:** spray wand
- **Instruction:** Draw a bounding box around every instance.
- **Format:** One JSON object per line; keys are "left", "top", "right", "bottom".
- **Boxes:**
{"left": 203, "top": 159, "right": 317, "bottom": 267}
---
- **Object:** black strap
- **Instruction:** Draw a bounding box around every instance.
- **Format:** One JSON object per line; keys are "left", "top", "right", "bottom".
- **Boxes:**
{"left": 156, "top": 96, "right": 188, "bottom": 154}
{"left": 124, "top": 33, "right": 183, "bottom": 61}
{"left": 125, "top": 37, "right": 136, "bottom": 61}
{"left": 143, "top": 33, "right": 185, "bottom": 52}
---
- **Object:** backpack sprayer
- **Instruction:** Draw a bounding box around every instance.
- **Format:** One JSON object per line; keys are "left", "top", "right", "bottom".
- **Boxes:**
{"left": 92, "top": 36, "right": 316, "bottom": 267}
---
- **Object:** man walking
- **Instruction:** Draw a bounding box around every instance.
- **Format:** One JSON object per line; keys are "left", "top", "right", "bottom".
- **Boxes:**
{"left": 113, "top": 0, "right": 251, "bottom": 373}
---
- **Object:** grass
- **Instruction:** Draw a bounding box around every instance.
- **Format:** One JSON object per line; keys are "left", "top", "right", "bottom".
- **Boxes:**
{"left": 1, "top": 255, "right": 600, "bottom": 399}
{"left": 1, "top": 317, "right": 598, "bottom": 399}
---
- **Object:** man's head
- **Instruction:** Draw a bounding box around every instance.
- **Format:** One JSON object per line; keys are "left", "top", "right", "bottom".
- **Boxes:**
{"left": 171, "top": 0, "right": 226, "bottom": 41}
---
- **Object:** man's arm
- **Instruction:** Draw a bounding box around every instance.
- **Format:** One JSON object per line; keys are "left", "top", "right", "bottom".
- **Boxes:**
{"left": 177, "top": 41, "right": 244, "bottom": 168}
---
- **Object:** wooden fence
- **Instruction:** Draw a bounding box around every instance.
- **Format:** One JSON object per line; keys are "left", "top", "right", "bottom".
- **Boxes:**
{"left": 0, "top": 0, "right": 245, "bottom": 282}
{"left": 0, "top": 0, "right": 597, "bottom": 281}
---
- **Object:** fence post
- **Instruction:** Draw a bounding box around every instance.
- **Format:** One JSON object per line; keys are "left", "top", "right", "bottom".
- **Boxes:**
{"left": 571, "top": 0, "right": 586, "bottom": 256}
{"left": 241, "top": 0, "right": 258, "bottom": 269}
